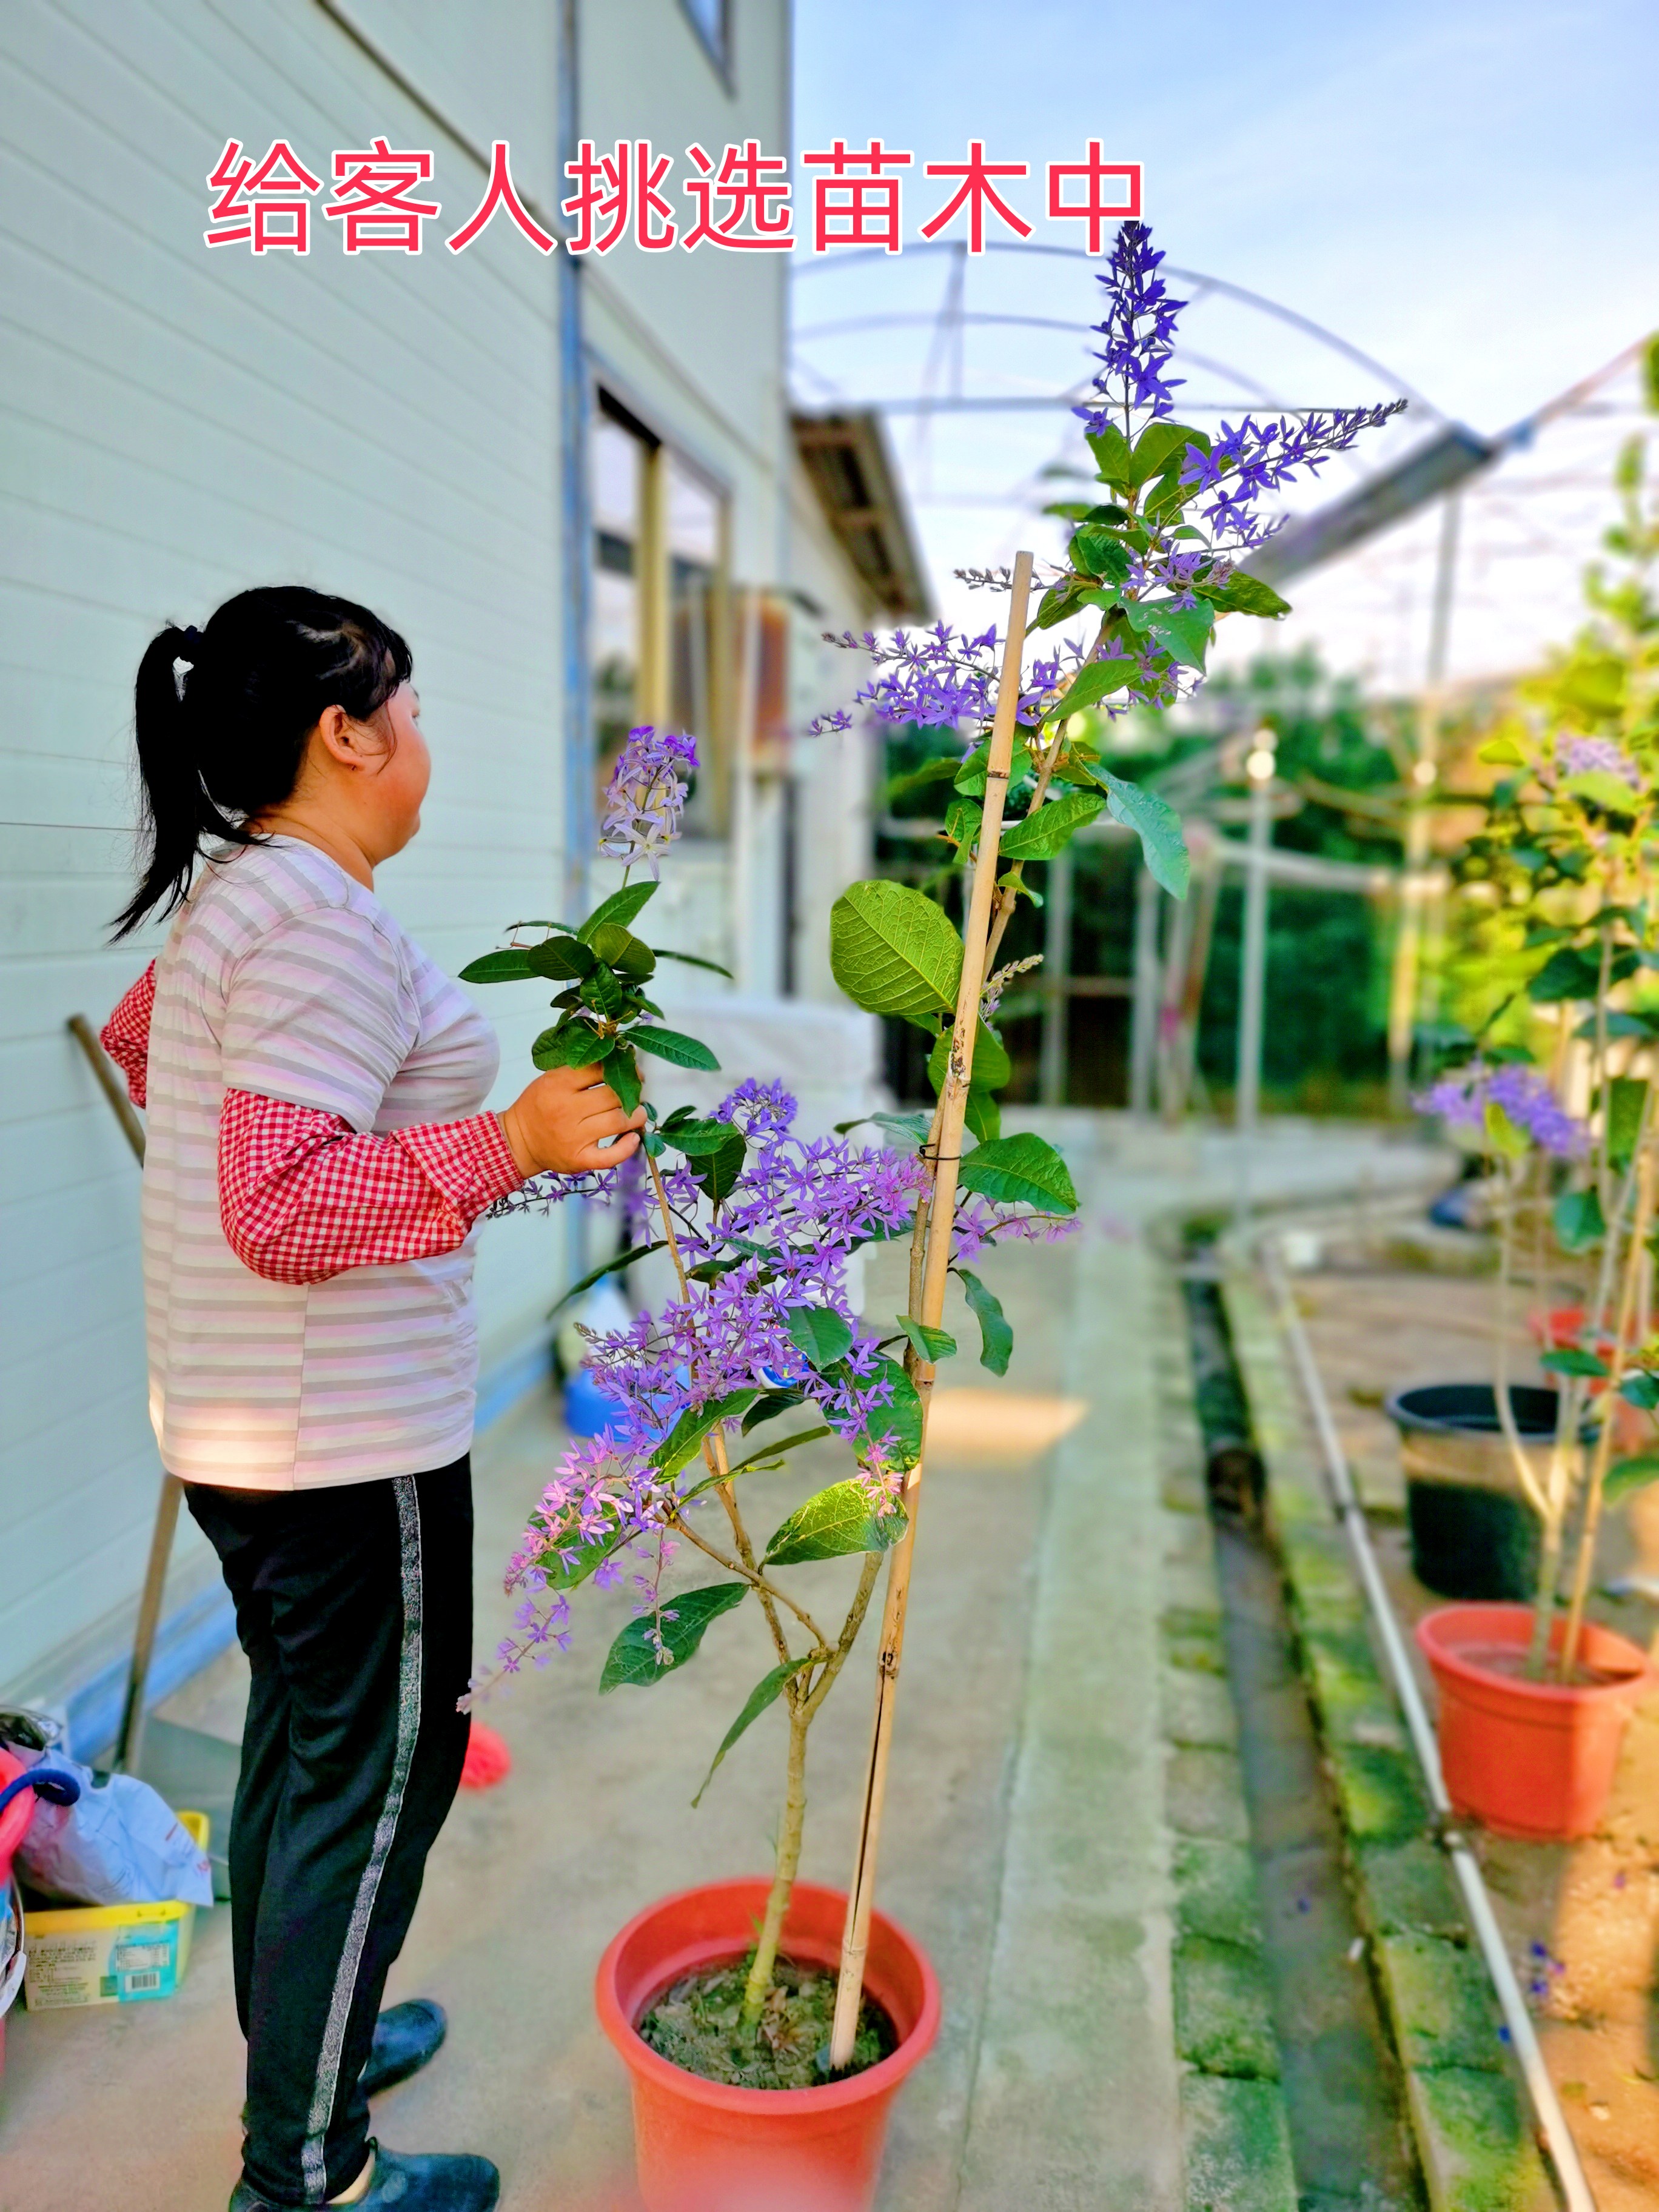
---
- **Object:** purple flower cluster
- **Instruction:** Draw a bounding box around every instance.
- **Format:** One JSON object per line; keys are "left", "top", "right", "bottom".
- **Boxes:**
{"left": 1178, "top": 406, "right": 1407, "bottom": 554}
{"left": 1415, "top": 1063, "right": 1588, "bottom": 1159}
{"left": 809, "top": 620, "right": 1089, "bottom": 739}
{"left": 1076, "top": 220, "right": 1185, "bottom": 432}
{"left": 597, "top": 724, "right": 698, "bottom": 877}
{"left": 1559, "top": 736, "right": 1641, "bottom": 789}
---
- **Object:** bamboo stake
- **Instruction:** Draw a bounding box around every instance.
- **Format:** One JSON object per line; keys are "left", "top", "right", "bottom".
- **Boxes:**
{"left": 828, "top": 550, "right": 1035, "bottom": 2066}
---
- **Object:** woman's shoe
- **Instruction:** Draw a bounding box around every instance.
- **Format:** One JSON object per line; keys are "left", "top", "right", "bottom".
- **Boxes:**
{"left": 361, "top": 1999, "right": 448, "bottom": 2096}
{"left": 229, "top": 2144, "right": 500, "bottom": 2211}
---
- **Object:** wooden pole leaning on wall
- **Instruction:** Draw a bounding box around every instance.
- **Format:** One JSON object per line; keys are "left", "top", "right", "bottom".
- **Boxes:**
{"left": 829, "top": 550, "right": 1035, "bottom": 2067}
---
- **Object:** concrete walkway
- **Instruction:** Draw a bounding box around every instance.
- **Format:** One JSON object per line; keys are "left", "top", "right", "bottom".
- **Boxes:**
{"left": 0, "top": 1116, "right": 1441, "bottom": 2211}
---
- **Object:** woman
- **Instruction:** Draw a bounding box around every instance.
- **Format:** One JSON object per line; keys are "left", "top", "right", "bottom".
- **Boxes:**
{"left": 101, "top": 587, "right": 643, "bottom": 2212}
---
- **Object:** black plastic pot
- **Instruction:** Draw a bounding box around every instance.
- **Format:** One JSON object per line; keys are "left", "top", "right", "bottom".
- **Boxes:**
{"left": 1384, "top": 1383, "right": 1554, "bottom": 1603}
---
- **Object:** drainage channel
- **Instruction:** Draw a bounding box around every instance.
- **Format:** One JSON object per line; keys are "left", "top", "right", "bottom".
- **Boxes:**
{"left": 1181, "top": 1257, "right": 1425, "bottom": 2212}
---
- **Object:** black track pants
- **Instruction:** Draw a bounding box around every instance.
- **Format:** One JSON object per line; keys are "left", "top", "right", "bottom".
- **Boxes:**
{"left": 186, "top": 1460, "right": 472, "bottom": 2207}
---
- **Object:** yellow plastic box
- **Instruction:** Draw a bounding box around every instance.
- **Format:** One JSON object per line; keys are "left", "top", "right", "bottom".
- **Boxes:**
{"left": 21, "top": 1809, "right": 210, "bottom": 2011}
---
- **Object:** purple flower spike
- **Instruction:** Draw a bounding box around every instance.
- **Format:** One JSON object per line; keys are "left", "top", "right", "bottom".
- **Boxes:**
{"left": 598, "top": 724, "right": 698, "bottom": 877}
{"left": 1076, "top": 220, "right": 1186, "bottom": 432}
{"left": 1416, "top": 1063, "right": 1587, "bottom": 1160}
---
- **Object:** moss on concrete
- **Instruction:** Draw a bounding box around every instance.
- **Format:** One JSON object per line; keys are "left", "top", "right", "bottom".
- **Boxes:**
{"left": 1327, "top": 1739, "right": 1433, "bottom": 1847}
{"left": 1172, "top": 1839, "right": 1264, "bottom": 1949}
{"left": 1162, "top": 1605, "right": 1229, "bottom": 1676}
{"left": 1162, "top": 1664, "right": 1241, "bottom": 1751}
{"left": 1404, "top": 2066, "right": 1554, "bottom": 2212}
{"left": 1181, "top": 2073, "right": 1298, "bottom": 2212}
{"left": 1174, "top": 1936, "right": 1282, "bottom": 2079}
{"left": 1375, "top": 1934, "right": 1507, "bottom": 2075}
{"left": 1166, "top": 1746, "right": 1253, "bottom": 1845}
{"left": 1359, "top": 1838, "right": 1467, "bottom": 1940}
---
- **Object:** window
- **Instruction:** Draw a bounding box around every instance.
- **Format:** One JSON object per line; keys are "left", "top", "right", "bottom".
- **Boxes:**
{"left": 679, "top": 0, "right": 730, "bottom": 73}
{"left": 591, "top": 392, "right": 730, "bottom": 833}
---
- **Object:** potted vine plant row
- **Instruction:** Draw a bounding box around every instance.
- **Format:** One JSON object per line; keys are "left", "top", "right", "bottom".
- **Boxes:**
{"left": 1410, "top": 360, "right": 1659, "bottom": 1839}
{"left": 463, "top": 224, "right": 1396, "bottom": 2212}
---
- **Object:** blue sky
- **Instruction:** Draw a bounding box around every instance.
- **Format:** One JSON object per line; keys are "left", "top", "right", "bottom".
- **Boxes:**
{"left": 789, "top": 0, "right": 1658, "bottom": 673}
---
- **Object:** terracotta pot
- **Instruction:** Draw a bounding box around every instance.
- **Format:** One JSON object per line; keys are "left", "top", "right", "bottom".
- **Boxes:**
{"left": 1416, "top": 1603, "right": 1654, "bottom": 1840}
{"left": 595, "top": 1878, "right": 939, "bottom": 2212}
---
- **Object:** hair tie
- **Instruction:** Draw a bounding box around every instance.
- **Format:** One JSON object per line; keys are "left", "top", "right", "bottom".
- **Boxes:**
{"left": 173, "top": 625, "right": 201, "bottom": 703}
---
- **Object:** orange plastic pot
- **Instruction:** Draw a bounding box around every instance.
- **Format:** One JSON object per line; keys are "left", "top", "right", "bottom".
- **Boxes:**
{"left": 595, "top": 1877, "right": 939, "bottom": 2212}
{"left": 1417, "top": 1603, "right": 1653, "bottom": 1840}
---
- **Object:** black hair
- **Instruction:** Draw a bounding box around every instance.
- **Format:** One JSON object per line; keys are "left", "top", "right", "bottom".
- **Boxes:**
{"left": 112, "top": 585, "right": 413, "bottom": 937}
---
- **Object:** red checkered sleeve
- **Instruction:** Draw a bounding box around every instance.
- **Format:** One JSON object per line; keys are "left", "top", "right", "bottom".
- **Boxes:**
{"left": 101, "top": 962, "right": 156, "bottom": 1107}
{"left": 218, "top": 1087, "right": 525, "bottom": 1285}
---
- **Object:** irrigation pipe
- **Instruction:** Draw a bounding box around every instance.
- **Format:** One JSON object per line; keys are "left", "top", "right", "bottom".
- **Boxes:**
{"left": 1258, "top": 1234, "right": 1597, "bottom": 2212}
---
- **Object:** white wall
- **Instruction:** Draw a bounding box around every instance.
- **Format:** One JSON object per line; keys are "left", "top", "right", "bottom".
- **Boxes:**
{"left": 0, "top": 0, "right": 572, "bottom": 1697}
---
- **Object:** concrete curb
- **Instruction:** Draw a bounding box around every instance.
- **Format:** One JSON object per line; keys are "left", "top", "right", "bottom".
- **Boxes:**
{"left": 1224, "top": 1271, "right": 1553, "bottom": 2212}
{"left": 1153, "top": 1272, "right": 1299, "bottom": 2212}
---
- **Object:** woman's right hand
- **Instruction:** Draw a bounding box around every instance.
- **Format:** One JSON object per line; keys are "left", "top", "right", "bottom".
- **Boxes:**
{"left": 498, "top": 1064, "right": 646, "bottom": 1178}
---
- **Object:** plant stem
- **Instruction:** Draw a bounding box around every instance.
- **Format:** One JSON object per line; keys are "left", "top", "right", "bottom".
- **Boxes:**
{"left": 803, "top": 1551, "right": 883, "bottom": 1724}
{"left": 669, "top": 1513, "right": 828, "bottom": 1652}
{"left": 1560, "top": 1139, "right": 1655, "bottom": 1677}
{"left": 742, "top": 1700, "right": 809, "bottom": 2027}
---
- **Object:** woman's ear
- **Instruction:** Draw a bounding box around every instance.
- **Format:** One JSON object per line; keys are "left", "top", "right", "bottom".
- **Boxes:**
{"left": 312, "top": 703, "right": 378, "bottom": 773}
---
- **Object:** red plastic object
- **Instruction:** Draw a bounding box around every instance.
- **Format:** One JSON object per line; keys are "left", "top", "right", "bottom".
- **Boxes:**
{"left": 1418, "top": 1602, "right": 1653, "bottom": 1840}
{"left": 595, "top": 1879, "right": 939, "bottom": 2212}
{"left": 0, "top": 1748, "right": 33, "bottom": 1889}
{"left": 458, "top": 1720, "right": 512, "bottom": 1791}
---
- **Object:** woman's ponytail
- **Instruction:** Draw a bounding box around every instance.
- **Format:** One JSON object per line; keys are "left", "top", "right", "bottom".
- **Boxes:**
{"left": 111, "top": 586, "right": 412, "bottom": 938}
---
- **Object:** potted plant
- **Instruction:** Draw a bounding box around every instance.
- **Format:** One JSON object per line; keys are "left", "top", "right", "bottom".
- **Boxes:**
{"left": 464, "top": 223, "right": 1396, "bottom": 2211}
{"left": 1411, "top": 352, "right": 1659, "bottom": 1837}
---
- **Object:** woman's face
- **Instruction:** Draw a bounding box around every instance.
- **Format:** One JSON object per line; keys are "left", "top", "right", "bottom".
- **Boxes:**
{"left": 365, "top": 683, "right": 431, "bottom": 857}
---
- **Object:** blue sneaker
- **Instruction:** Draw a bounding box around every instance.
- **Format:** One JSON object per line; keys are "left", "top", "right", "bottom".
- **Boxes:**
{"left": 361, "top": 1999, "right": 448, "bottom": 2097}
{"left": 230, "top": 2144, "right": 499, "bottom": 2211}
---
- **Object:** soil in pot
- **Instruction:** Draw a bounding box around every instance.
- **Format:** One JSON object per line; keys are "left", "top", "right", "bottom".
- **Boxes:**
{"left": 1387, "top": 1383, "right": 1554, "bottom": 1601}
{"left": 639, "top": 1951, "right": 896, "bottom": 2090}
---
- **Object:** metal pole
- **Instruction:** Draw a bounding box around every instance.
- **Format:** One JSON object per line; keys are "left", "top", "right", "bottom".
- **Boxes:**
{"left": 1129, "top": 864, "right": 1161, "bottom": 1118}
{"left": 1388, "top": 492, "right": 1461, "bottom": 1113}
{"left": 1037, "top": 842, "right": 1074, "bottom": 1107}
{"left": 1235, "top": 739, "right": 1275, "bottom": 1138}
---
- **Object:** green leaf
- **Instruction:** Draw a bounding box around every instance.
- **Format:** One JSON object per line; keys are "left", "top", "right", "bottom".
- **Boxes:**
{"left": 691, "top": 1128, "right": 747, "bottom": 1207}
{"left": 580, "top": 963, "right": 626, "bottom": 1018}
{"left": 603, "top": 1044, "right": 642, "bottom": 1115}
{"left": 1067, "top": 528, "right": 1131, "bottom": 583}
{"left": 1527, "top": 947, "right": 1602, "bottom": 1004}
{"left": 1203, "top": 570, "right": 1291, "bottom": 618}
{"left": 859, "top": 1355, "right": 925, "bottom": 1467}
{"left": 526, "top": 935, "right": 598, "bottom": 980}
{"left": 1130, "top": 420, "right": 1207, "bottom": 483}
{"left": 460, "top": 947, "right": 537, "bottom": 984}
{"left": 1085, "top": 423, "right": 1134, "bottom": 485}
{"left": 631, "top": 1025, "right": 720, "bottom": 1071}
{"left": 652, "top": 948, "right": 736, "bottom": 978}
{"left": 830, "top": 880, "right": 964, "bottom": 1022}
{"left": 885, "top": 755, "right": 968, "bottom": 805}
{"left": 1563, "top": 769, "right": 1642, "bottom": 817}
{"left": 762, "top": 1480, "right": 907, "bottom": 1567}
{"left": 1482, "top": 1100, "right": 1529, "bottom": 1160}
{"left": 1540, "top": 1346, "right": 1610, "bottom": 1378}
{"left": 1061, "top": 656, "right": 1138, "bottom": 712}
{"left": 531, "top": 1519, "right": 632, "bottom": 1594}
{"left": 691, "top": 1659, "right": 813, "bottom": 1807}
{"left": 599, "top": 1581, "right": 749, "bottom": 1691}
{"left": 1575, "top": 1011, "right": 1657, "bottom": 1042}
{"left": 662, "top": 1116, "right": 737, "bottom": 1157}
{"left": 894, "top": 1315, "right": 956, "bottom": 1364}
{"left": 1478, "top": 734, "right": 1527, "bottom": 767}
{"left": 1603, "top": 1075, "right": 1650, "bottom": 1171}
{"left": 1604, "top": 1452, "right": 1659, "bottom": 1506}
{"left": 549, "top": 1239, "right": 662, "bottom": 1316}
{"left": 531, "top": 1022, "right": 608, "bottom": 1071}
{"left": 959, "top": 1268, "right": 1013, "bottom": 1376}
{"left": 958, "top": 1131, "right": 1078, "bottom": 1212}
{"left": 1091, "top": 767, "right": 1189, "bottom": 899}
{"left": 578, "top": 881, "right": 658, "bottom": 941}
{"left": 588, "top": 923, "right": 657, "bottom": 979}
{"left": 741, "top": 1388, "right": 807, "bottom": 1433}
{"left": 1619, "top": 1371, "right": 1659, "bottom": 1410}
{"left": 999, "top": 789, "right": 1105, "bottom": 862}
{"left": 964, "top": 1086, "right": 1001, "bottom": 1142}
{"left": 1553, "top": 1187, "right": 1607, "bottom": 1251}
{"left": 928, "top": 1021, "right": 1011, "bottom": 1097}
{"left": 954, "top": 736, "right": 1031, "bottom": 797}
{"left": 1122, "top": 595, "right": 1215, "bottom": 669}
{"left": 785, "top": 1305, "right": 854, "bottom": 1370}
{"left": 652, "top": 1389, "right": 760, "bottom": 1481}
{"left": 873, "top": 1110, "right": 934, "bottom": 1147}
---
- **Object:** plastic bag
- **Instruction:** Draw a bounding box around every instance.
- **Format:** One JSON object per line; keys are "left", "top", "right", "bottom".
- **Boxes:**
{"left": 4, "top": 1742, "right": 213, "bottom": 1908}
